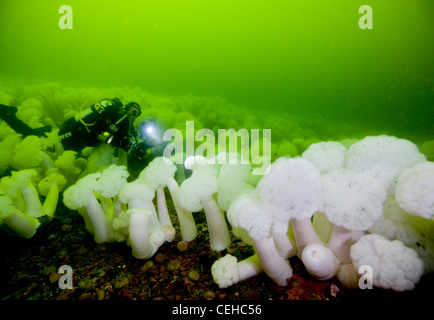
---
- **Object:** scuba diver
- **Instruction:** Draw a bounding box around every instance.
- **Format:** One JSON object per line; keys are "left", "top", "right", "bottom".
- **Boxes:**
{"left": 0, "top": 98, "right": 165, "bottom": 170}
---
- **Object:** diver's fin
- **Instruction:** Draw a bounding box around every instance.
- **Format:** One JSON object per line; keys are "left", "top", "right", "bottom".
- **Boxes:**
{"left": 0, "top": 104, "right": 52, "bottom": 137}
{"left": 0, "top": 104, "right": 18, "bottom": 116}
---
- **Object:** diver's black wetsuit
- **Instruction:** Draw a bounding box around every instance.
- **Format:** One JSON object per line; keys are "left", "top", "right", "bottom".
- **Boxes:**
{"left": 0, "top": 99, "right": 140, "bottom": 152}
{"left": 58, "top": 98, "right": 137, "bottom": 152}
{"left": 0, "top": 99, "right": 158, "bottom": 173}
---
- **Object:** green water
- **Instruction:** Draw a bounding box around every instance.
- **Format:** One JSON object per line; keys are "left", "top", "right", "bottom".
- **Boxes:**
{"left": 0, "top": 0, "right": 433, "bottom": 141}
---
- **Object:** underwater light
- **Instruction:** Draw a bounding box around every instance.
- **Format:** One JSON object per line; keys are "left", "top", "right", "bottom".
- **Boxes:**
{"left": 139, "top": 119, "right": 162, "bottom": 145}
{"left": 145, "top": 125, "right": 155, "bottom": 134}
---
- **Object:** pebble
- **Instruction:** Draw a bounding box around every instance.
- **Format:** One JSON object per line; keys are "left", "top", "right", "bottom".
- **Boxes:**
{"left": 155, "top": 253, "right": 165, "bottom": 263}
{"left": 78, "top": 292, "right": 94, "bottom": 300}
{"left": 49, "top": 272, "right": 62, "bottom": 284}
{"left": 141, "top": 260, "right": 154, "bottom": 273}
{"left": 177, "top": 240, "right": 188, "bottom": 252}
{"left": 218, "top": 293, "right": 226, "bottom": 300}
{"left": 96, "top": 289, "right": 105, "bottom": 300}
{"left": 203, "top": 291, "right": 215, "bottom": 300}
{"left": 56, "top": 288, "right": 75, "bottom": 300}
{"left": 328, "top": 284, "right": 340, "bottom": 298}
{"left": 78, "top": 278, "right": 96, "bottom": 290}
{"left": 226, "top": 247, "right": 235, "bottom": 254}
{"left": 44, "top": 265, "right": 57, "bottom": 276}
{"left": 188, "top": 270, "right": 200, "bottom": 281}
{"left": 114, "top": 276, "right": 130, "bottom": 290}
{"left": 167, "top": 260, "right": 181, "bottom": 271}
